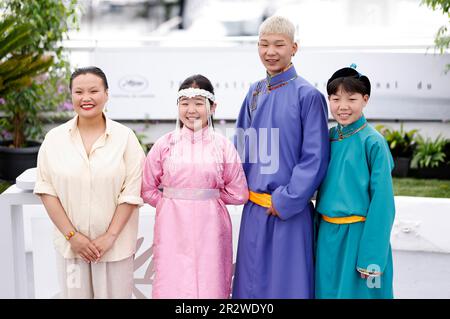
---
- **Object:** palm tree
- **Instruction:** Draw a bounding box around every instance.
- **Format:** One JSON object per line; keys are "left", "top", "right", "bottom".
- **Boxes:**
{"left": 0, "top": 16, "right": 54, "bottom": 147}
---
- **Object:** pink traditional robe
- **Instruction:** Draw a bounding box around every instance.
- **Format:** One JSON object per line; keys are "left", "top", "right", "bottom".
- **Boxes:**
{"left": 142, "top": 126, "right": 248, "bottom": 299}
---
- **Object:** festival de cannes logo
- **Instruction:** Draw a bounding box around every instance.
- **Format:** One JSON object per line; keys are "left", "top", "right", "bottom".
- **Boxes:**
{"left": 119, "top": 75, "right": 149, "bottom": 93}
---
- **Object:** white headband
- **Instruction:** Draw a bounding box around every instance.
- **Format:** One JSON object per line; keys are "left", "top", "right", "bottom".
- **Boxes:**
{"left": 177, "top": 88, "right": 215, "bottom": 102}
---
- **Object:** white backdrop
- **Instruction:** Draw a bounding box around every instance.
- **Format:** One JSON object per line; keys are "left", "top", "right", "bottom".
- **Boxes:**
{"left": 92, "top": 46, "right": 450, "bottom": 121}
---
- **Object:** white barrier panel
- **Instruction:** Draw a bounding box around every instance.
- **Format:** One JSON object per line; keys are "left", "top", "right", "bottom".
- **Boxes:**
{"left": 2, "top": 169, "right": 450, "bottom": 298}
{"left": 92, "top": 46, "right": 450, "bottom": 121}
{"left": 25, "top": 203, "right": 243, "bottom": 299}
{"left": 22, "top": 196, "right": 450, "bottom": 299}
{"left": 391, "top": 196, "right": 450, "bottom": 253}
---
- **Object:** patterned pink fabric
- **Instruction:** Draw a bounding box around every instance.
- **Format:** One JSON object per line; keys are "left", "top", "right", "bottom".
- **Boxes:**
{"left": 142, "top": 126, "right": 248, "bottom": 298}
{"left": 163, "top": 187, "right": 220, "bottom": 201}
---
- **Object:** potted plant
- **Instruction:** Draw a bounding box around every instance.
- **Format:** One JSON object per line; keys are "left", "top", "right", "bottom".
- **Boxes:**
{"left": 444, "top": 138, "right": 450, "bottom": 164}
{"left": 0, "top": 0, "right": 79, "bottom": 182}
{"left": 376, "top": 124, "right": 418, "bottom": 177}
{"left": 0, "top": 18, "right": 54, "bottom": 181}
{"left": 410, "top": 135, "right": 450, "bottom": 179}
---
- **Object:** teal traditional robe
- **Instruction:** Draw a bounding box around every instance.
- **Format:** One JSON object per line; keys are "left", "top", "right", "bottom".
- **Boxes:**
{"left": 315, "top": 115, "right": 395, "bottom": 299}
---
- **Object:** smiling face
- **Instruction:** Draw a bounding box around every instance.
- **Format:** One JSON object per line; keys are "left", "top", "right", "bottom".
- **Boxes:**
{"left": 71, "top": 73, "right": 108, "bottom": 120}
{"left": 329, "top": 86, "right": 369, "bottom": 126}
{"left": 258, "top": 33, "right": 298, "bottom": 75}
{"left": 178, "top": 95, "right": 216, "bottom": 131}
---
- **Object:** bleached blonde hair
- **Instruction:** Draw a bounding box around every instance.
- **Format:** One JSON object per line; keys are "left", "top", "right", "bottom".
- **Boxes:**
{"left": 258, "top": 16, "right": 296, "bottom": 42}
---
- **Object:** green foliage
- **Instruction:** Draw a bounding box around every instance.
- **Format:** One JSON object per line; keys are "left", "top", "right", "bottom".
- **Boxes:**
{"left": 0, "top": 73, "right": 72, "bottom": 146}
{"left": 0, "top": 17, "right": 53, "bottom": 97}
{"left": 0, "top": 0, "right": 79, "bottom": 147}
{"left": 1, "top": 0, "right": 79, "bottom": 56}
{"left": 422, "top": 0, "right": 450, "bottom": 72}
{"left": 375, "top": 124, "right": 419, "bottom": 158}
{"left": 0, "top": 180, "right": 12, "bottom": 194}
{"left": 422, "top": 0, "right": 450, "bottom": 16}
{"left": 411, "top": 135, "right": 448, "bottom": 168}
{"left": 132, "top": 128, "right": 150, "bottom": 153}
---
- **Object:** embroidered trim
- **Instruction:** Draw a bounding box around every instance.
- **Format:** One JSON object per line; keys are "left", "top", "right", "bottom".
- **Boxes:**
{"left": 249, "top": 80, "right": 264, "bottom": 114}
{"left": 357, "top": 267, "right": 383, "bottom": 277}
{"left": 330, "top": 122, "right": 367, "bottom": 142}
{"left": 266, "top": 75, "right": 298, "bottom": 92}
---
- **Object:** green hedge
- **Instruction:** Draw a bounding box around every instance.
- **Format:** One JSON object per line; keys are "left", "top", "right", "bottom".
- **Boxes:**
{"left": 2, "top": 178, "right": 449, "bottom": 198}
{"left": 393, "top": 178, "right": 450, "bottom": 198}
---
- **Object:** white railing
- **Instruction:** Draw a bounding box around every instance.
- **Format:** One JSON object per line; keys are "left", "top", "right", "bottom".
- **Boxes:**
{"left": 0, "top": 168, "right": 244, "bottom": 299}
{"left": 1, "top": 168, "right": 450, "bottom": 298}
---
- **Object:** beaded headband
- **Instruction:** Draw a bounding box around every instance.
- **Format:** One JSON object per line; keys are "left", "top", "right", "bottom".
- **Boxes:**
{"left": 177, "top": 88, "right": 215, "bottom": 102}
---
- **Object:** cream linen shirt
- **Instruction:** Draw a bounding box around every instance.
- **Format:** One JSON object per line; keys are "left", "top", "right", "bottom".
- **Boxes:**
{"left": 34, "top": 115, "right": 145, "bottom": 262}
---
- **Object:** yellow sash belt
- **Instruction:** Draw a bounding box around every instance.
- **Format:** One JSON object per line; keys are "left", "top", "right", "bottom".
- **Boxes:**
{"left": 249, "top": 192, "right": 366, "bottom": 225}
{"left": 322, "top": 215, "right": 366, "bottom": 224}
{"left": 249, "top": 191, "right": 271, "bottom": 208}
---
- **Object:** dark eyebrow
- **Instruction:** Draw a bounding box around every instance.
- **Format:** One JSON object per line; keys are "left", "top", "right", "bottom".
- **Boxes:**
{"left": 179, "top": 96, "right": 205, "bottom": 100}
{"left": 73, "top": 86, "right": 101, "bottom": 91}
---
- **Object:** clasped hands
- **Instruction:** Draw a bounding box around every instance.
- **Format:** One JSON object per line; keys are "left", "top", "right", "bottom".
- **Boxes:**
{"left": 266, "top": 204, "right": 281, "bottom": 218}
{"left": 69, "top": 231, "right": 117, "bottom": 263}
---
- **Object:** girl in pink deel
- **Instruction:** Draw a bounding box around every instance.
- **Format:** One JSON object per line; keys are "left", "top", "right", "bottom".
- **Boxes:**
{"left": 141, "top": 74, "right": 248, "bottom": 299}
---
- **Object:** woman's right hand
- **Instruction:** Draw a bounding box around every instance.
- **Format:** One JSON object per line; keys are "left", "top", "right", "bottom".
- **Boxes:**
{"left": 69, "top": 232, "right": 101, "bottom": 263}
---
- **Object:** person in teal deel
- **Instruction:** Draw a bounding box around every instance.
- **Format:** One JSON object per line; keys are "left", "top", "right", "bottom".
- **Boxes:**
{"left": 315, "top": 65, "right": 395, "bottom": 299}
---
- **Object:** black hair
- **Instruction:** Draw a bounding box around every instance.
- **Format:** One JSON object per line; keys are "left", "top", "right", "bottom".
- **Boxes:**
{"left": 178, "top": 74, "right": 215, "bottom": 104}
{"left": 326, "top": 66, "right": 371, "bottom": 96}
{"left": 69, "top": 66, "right": 109, "bottom": 91}
{"left": 178, "top": 74, "right": 215, "bottom": 128}
{"left": 327, "top": 76, "right": 369, "bottom": 97}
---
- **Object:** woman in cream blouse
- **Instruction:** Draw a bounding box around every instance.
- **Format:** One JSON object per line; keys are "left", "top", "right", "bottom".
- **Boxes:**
{"left": 34, "top": 67, "right": 145, "bottom": 298}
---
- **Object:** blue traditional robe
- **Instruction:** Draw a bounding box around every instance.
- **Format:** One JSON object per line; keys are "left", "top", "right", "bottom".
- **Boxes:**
{"left": 232, "top": 65, "right": 330, "bottom": 298}
{"left": 315, "top": 115, "right": 395, "bottom": 299}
